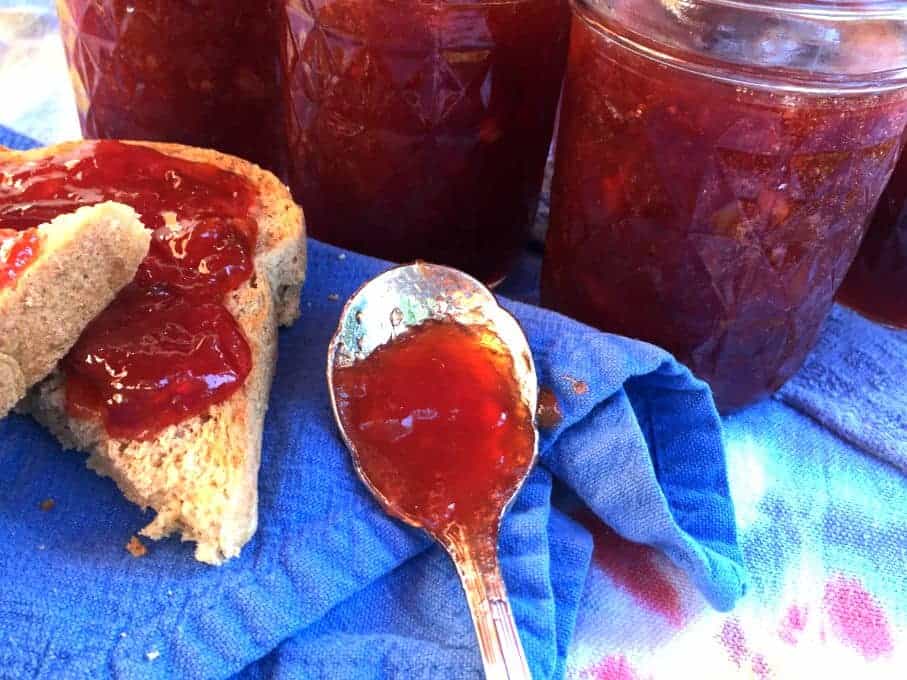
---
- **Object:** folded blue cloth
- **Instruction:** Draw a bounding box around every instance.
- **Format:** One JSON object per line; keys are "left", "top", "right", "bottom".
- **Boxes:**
{"left": 0, "top": 132, "right": 746, "bottom": 679}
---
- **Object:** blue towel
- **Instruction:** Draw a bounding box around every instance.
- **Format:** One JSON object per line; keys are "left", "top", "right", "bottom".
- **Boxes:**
{"left": 777, "top": 306, "right": 907, "bottom": 472}
{"left": 0, "top": 125, "right": 38, "bottom": 151}
{"left": 0, "top": 130, "right": 746, "bottom": 679}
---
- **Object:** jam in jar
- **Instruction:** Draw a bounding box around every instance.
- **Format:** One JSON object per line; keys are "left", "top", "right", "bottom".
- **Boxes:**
{"left": 542, "top": 0, "right": 907, "bottom": 411}
{"left": 283, "top": 0, "right": 570, "bottom": 284}
{"left": 56, "top": 1, "right": 287, "bottom": 176}
{"left": 837, "top": 148, "right": 907, "bottom": 329}
{"left": 0, "top": 141, "right": 257, "bottom": 439}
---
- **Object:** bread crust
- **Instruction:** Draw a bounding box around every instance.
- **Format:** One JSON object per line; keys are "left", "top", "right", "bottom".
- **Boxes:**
{"left": 10, "top": 141, "right": 307, "bottom": 564}
{"left": 0, "top": 202, "right": 150, "bottom": 416}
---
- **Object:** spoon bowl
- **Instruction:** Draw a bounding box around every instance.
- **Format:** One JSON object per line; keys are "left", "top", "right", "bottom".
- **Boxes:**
{"left": 327, "top": 262, "right": 539, "bottom": 680}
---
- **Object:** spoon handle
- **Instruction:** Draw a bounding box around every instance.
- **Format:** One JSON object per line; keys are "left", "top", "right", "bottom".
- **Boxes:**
{"left": 447, "top": 533, "right": 532, "bottom": 680}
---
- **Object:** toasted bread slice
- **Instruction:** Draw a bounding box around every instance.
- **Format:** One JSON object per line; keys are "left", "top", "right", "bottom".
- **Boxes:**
{"left": 0, "top": 202, "right": 149, "bottom": 417}
{"left": 13, "top": 141, "right": 307, "bottom": 564}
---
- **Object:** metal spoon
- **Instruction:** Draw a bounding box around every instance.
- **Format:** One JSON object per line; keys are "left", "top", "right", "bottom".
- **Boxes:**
{"left": 327, "top": 262, "right": 539, "bottom": 680}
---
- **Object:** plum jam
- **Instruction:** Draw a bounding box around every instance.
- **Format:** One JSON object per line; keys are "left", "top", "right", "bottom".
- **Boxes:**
{"left": 0, "top": 141, "right": 257, "bottom": 439}
{"left": 0, "top": 229, "right": 40, "bottom": 291}
{"left": 332, "top": 321, "right": 534, "bottom": 536}
{"left": 283, "top": 0, "right": 570, "bottom": 284}
{"left": 542, "top": 0, "right": 907, "bottom": 411}
{"left": 56, "top": 0, "right": 287, "bottom": 176}
{"left": 837, "top": 149, "right": 907, "bottom": 329}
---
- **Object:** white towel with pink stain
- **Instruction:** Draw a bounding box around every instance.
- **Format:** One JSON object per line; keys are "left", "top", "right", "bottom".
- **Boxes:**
{"left": 567, "top": 309, "right": 906, "bottom": 679}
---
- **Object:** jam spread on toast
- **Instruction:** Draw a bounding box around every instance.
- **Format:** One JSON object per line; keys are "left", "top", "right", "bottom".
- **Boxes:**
{"left": 0, "top": 228, "right": 40, "bottom": 290}
{"left": 0, "top": 141, "right": 257, "bottom": 439}
{"left": 332, "top": 321, "right": 534, "bottom": 535}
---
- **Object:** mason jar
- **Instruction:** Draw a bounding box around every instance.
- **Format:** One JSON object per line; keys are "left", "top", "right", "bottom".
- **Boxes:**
{"left": 57, "top": 0, "right": 287, "bottom": 176}
{"left": 542, "top": 0, "right": 907, "bottom": 410}
{"left": 283, "top": 0, "right": 571, "bottom": 285}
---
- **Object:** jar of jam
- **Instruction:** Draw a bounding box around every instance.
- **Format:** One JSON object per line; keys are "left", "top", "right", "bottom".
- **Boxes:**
{"left": 542, "top": 0, "right": 907, "bottom": 411}
{"left": 56, "top": 0, "right": 287, "bottom": 176}
{"left": 837, "top": 146, "right": 907, "bottom": 329}
{"left": 282, "top": 0, "right": 571, "bottom": 285}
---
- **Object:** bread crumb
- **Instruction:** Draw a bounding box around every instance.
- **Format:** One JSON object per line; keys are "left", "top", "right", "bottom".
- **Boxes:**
{"left": 327, "top": 293, "right": 339, "bottom": 301}
{"left": 146, "top": 650, "right": 159, "bottom": 661}
{"left": 338, "top": 253, "right": 347, "bottom": 260}
{"left": 126, "top": 535, "right": 147, "bottom": 557}
{"left": 39, "top": 498, "right": 55, "bottom": 511}
{"left": 120, "top": 632, "right": 128, "bottom": 639}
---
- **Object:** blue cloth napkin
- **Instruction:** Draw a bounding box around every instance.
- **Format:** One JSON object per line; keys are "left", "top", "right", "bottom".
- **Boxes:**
{"left": 0, "top": 124, "right": 38, "bottom": 150}
{"left": 0, "top": 130, "right": 746, "bottom": 679}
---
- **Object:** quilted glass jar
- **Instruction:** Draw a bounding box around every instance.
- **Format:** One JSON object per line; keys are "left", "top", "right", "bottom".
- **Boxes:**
{"left": 56, "top": 0, "right": 287, "bottom": 176}
{"left": 282, "top": 0, "right": 571, "bottom": 284}
{"left": 542, "top": 0, "right": 907, "bottom": 411}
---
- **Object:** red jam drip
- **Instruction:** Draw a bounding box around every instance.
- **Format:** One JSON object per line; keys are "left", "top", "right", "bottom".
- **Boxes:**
{"left": 0, "top": 140, "right": 258, "bottom": 439}
{"left": 333, "top": 321, "right": 534, "bottom": 536}
{"left": 65, "top": 288, "right": 253, "bottom": 439}
{"left": 0, "top": 228, "right": 40, "bottom": 290}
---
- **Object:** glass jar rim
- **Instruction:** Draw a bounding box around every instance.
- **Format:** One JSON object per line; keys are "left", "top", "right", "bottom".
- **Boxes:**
{"left": 575, "top": 0, "right": 907, "bottom": 95}
{"left": 693, "top": 0, "right": 907, "bottom": 21}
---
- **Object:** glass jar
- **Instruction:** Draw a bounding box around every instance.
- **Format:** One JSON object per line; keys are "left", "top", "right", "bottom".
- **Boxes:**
{"left": 542, "top": 0, "right": 907, "bottom": 411}
{"left": 282, "top": 0, "right": 571, "bottom": 285}
{"left": 837, "top": 147, "right": 907, "bottom": 328}
{"left": 56, "top": 0, "right": 287, "bottom": 176}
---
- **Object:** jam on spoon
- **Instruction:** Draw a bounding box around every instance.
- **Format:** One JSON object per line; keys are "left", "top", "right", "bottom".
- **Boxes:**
{"left": 332, "top": 320, "right": 534, "bottom": 537}
{"left": 328, "top": 262, "right": 538, "bottom": 679}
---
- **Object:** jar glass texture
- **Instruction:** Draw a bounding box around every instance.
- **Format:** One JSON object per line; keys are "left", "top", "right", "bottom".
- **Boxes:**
{"left": 543, "top": 0, "right": 907, "bottom": 410}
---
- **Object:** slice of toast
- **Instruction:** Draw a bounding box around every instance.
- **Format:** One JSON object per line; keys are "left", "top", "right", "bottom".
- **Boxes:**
{"left": 13, "top": 141, "right": 307, "bottom": 564}
{"left": 0, "top": 202, "right": 150, "bottom": 417}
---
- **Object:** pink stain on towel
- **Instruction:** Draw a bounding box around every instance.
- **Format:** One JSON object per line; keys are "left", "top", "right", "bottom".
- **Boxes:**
{"left": 576, "top": 511, "right": 685, "bottom": 628}
{"left": 778, "top": 604, "right": 807, "bottom": 645}
{"left": 824, "top": 574, "right": 893, "bottom": 660}
{"left": 720, "top": 617, "right": 749, "bottom": 667}
{"left": 579, "top": 655, "right": 640, "bottom": 680}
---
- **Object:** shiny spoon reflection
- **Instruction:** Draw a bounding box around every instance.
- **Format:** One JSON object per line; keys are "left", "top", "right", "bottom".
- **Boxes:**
{"left": 327, "top": 262, "right": 539, "bottom": 680}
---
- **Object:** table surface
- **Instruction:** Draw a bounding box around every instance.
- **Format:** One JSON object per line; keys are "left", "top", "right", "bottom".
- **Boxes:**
{"left": 1, "top": 3, "right": 906, "bottom": 679}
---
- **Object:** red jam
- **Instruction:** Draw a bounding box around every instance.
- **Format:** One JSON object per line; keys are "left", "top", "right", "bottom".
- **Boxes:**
{"left": 0, "top": 141, "right": 258, "bottom": 439}
{"left": 283, "top": 0, "right": 570, "bottom": 284}
{"left": 536, "top": 386, "right": 563, "bottom": 430}
{"left": 837, "top": 150, "right": 907, "bottom": 329}
{"left": 332, "top": 321, "right": 534, "bottom": 536}
{"left": 542, "top": 9, "right": 907, "bottom": 411}
{"left": 57, "top": 0, "right": 287, "bottom": 176}
{"left": 0, "top": 228, "right": 40, "bottom": 290}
